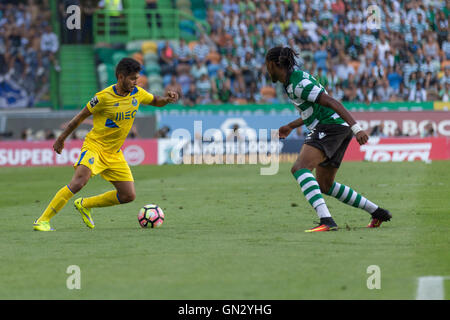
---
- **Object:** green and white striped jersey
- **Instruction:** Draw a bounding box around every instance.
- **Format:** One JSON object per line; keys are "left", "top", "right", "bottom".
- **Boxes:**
{"left": 284, "top": 70, "right": 348, "bottom": 130}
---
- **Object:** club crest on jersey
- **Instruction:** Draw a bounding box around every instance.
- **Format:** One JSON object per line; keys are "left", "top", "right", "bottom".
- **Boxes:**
{"left": 88, "top": 157, "right": 95, "bottom": 164}
{"left": 318, "top": 132, "right": 326, "bottom": 139}
{"left": 132, "top": 97, "right": 138, "bottom": 106}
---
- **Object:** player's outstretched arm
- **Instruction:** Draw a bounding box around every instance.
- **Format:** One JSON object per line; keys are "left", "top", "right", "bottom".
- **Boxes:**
{"left": 317, "top": 92, "right": 369, "bottom": 145}
{"left": 149, "top": 91, "right": 179, "bottom": 107}
{"left": 53, "top": 106, "right": 92, "bottom": 154}
{"left": 279, "top": 117, "right": 304, "bottom": 139}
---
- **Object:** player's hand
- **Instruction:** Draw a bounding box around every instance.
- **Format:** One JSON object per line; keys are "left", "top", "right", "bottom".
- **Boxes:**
{"left": 278, "top": 125, "right": 293, "bottom": 139}
{"left": 355, "top": 130, "right": 369, "bottom": 145}
{"left": 53, "top": 138, "right": 65, "bottom": 154}
{"left": 166, "top": 91, "right": 179, "bottom": 103}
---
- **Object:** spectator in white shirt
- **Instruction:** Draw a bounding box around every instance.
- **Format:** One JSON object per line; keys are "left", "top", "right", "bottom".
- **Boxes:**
{"left": 40, "top": 24, "right": 60, "bottom": 71}
{"left": 408, "top": 81, "right": 427, "bottom": 102}
{"left": 335, "top": 57, "right": 355, "bottom": 81}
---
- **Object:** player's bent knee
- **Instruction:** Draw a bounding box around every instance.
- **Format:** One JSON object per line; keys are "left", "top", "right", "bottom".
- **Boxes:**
{"left": 291, "top": 163, "right": 314, "bottom": 175}
{"left": 68, "top": 179, "right": 88, "bottom": 194}
{"left": 118, "top": 192, "right": 135, "bottom": 204}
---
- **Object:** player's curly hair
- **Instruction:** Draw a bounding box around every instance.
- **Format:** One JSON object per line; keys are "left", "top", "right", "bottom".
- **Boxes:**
{"left": 115, "top": 57, "right": 141, "bottom": 79}
{"left": 266, "top": 47, "right": 299, "bottom": 71}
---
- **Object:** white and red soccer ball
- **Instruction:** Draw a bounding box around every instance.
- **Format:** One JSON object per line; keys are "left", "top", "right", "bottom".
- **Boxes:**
{"left": 138, "top": 204, "right": 165, "bottom": 228}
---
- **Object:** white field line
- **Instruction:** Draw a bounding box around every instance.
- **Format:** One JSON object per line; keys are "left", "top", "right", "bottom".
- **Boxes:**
{"left": 416, "top": 276, "right": 450, "bottom": 300}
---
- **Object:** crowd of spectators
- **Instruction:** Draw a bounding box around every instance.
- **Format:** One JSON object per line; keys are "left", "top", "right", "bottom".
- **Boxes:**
{"left": 0, "top": 0, "right": 59, "bottom": 108}
{"left": 156, "top": 0, "right": 450, "bottom": 106}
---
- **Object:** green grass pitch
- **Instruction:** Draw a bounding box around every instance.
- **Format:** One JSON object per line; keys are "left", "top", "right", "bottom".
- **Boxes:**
{"left": 0, "top": 161, "right": 449, "bottom": 299}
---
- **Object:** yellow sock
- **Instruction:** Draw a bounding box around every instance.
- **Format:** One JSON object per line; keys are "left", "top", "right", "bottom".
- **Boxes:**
{"left": 37, "top": 185, "right": 74, "bottom": 222}
{"left": 82, "top": 190, "right": 121, "bottom": 208}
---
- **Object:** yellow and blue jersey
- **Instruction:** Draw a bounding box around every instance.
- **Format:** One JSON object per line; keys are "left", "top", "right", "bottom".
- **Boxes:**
{"left": 84, "top": 85, "right": 154, "bottom": 154}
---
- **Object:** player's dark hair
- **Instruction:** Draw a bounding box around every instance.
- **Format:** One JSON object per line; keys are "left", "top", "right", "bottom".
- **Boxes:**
{"left": 115, "top": 57, "right": 141, "bottom": 79}
{"left": 266, "top": 47, "right": 298, "bottom": 71}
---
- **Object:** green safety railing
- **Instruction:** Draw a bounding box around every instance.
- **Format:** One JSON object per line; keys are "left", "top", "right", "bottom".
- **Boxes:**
{"left": 138, "top": 101, "right": 437, "bottom": 115}
{"left": 93, "top": 9, "right": 209, "bottom": 43}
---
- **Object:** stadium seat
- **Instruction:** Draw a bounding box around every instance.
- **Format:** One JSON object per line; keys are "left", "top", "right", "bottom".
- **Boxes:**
{"left": 105, "top": 63, "right": 116, "bottom": 85}
{"left": 148, "top": 74, "right": 163, "bottom": 85}
{"left": 149, "top": 83, "right": 164, "bottom": 96}
{"left": 144, "top": 52, "right": 159, "bottom": 65}
{"left": 97, "top": 63, "right": 109, "bottom": 89}
{"left": 179, "top": 20, "right": 196, "bottom": 38}
{"left": 95, "top": 47, "right": 117, "bottom": 65}
{"left": 193, "top": 8, "right": 206, "bottom": 20}
{"left": 190, "top": 0, "right": 206, "bottom": 8}
{"left": 146, "top": 61, "right": 162, "bottom": 76}
{"left": 126, "top": 40, "right": 145, "bottom": 53}
{"left": 141, "top": 41, "right": 158, "bottom": 55}
{"left": 112, "top": 51, "right": 129, "bottom": 66}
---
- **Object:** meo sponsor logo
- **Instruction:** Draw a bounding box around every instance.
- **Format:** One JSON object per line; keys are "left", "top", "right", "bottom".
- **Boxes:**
{"left": 123, "top": 145, "right": 145, "bottom": 165}
{"left": 115, "top": 110, "right": 137, "bottom": 121}
{"left": 361, "top": 141, "right": 432, "bottom": 162}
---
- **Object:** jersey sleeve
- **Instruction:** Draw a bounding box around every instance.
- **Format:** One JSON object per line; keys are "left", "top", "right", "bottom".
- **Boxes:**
{"left": 85, "top": 92, "right": 104, "bottom": 114}
{"left": 138, "top": 87, "right": 155, "bottom": 105}
{"left": 294, "top": 80, "right": 324, "bottom": 103}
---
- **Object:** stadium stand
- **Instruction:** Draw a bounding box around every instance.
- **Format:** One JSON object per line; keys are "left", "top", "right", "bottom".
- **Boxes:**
{"left": 91, "top": 0, "right": 450, "bottom": 107}
{"left": 1, "top": 0, "right": 450, "bottom": 108}
{"left": 0, "top": 0, "right": 57, "bottom": 108}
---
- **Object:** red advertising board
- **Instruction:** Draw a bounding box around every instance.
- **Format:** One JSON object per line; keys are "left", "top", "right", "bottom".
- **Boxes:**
{"left": 0, "top": 139, "right": 158, "bottom": 167}
{"left": 352, "top": 111, "right": 450, "bottom": 137}
{"left": 343, "top": 137, "right": 450, "bottom": 162}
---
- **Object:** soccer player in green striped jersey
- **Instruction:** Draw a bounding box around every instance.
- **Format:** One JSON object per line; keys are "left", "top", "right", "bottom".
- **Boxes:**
{"left": 265, "top": 47, "right": 392, "bottom": 232}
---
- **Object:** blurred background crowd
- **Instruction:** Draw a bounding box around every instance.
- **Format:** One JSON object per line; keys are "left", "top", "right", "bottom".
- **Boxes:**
{"left": 163, "top": 0, "right": 450, "bottom": 105}
{"left": 0, "top": 0, "right": 59, "bottom": 107}
{"left": 0, "top": 0, "right": 449, "bottom": 109}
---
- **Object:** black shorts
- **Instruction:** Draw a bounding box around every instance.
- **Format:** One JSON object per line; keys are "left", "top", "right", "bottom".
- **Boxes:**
{"left": 304, "top": 123, "right": 353, "bottom": 168}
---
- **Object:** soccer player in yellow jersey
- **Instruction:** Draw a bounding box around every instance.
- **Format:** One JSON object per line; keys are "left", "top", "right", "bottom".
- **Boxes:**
{"left": 33, "top": 58, "right": 179, "bottom": 231}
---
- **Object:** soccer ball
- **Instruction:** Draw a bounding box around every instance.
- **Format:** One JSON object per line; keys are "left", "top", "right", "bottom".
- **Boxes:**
{"left": 138, "top": 204, "right": 165, "bottom": 228}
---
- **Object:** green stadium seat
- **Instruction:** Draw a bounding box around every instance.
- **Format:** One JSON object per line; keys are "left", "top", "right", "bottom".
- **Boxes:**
{"left": 190, "top": 0, "right": 206, "bottom": 9}
{"left": 112, "top": 51, "right": 130, "bottom": 66}
{"left": 126, "top": 40, "right": 145, "bottom": 53}
{"left": 106, "top": 63, "right": 117, "bottom": 85}
{"left": 95, "top": 47, "right": 117, "bottom": 65}
{"left": 97, "top": 63, "right": 109, "bottom": 88}
{"left": 144, "top": 52, "right": 159, "bottom": 64}
{"left": 193, "top": 8, "right": 206, "bottom": 20}
{"left": 146, "top": 61, "right": 162, "bottom": 76}
{"left": 179, "top": 19, "right": 195, "bottom": 32}
{"left": 149, "top": 83, "right": 164, "bottom": 96}
{"left": 148, "top": 73, "right": 163, "bottom": 82}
